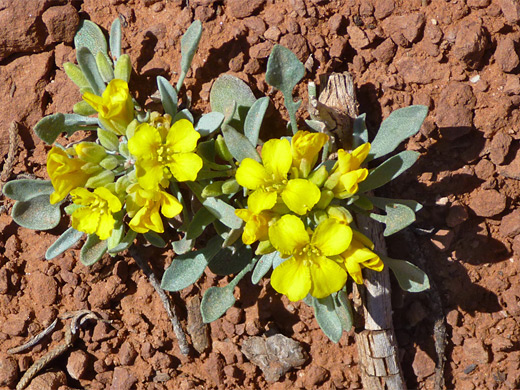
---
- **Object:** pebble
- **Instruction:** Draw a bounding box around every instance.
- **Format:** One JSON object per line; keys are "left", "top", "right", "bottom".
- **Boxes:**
{"left": 497, "top": 147, "right": 520, "bottom": 179}
{"left": 264, "top": 26, "right": 281, "bottom": 41}
{"left": 329, "top": 37, "right": 348, "bottom": 58}
{"left": 500, "top": 209, "right": 520, "bottom": 237}
{"left": 489, "top": 133, "right": 512, "bottom": 165}
{"left": 328, "top": 14, "right": 345, "bottom": 35}
{"left": 67, "top": 350, "right": 89, "bottom": 380}
{"left": 412, "top": 349, "right": 436, "bottom": 380}
{"left": 41, "top": 5, "right": 79, "bottom": 44}
{"left": 436, "top": 105, "right": 473, "bottom": 140}
{"left": 372, "top": 38, "right": 397, "bottom": 64}
{"left": 495, "top": 37, "right": 520, "bottom": 73}
{"left": 249, "top": 41, "right": 273, "bottom": 59}
{"left": 463, "top": 338, "right": 490, "bottom": 364}
{"left": 279, "top": 34, "right": 309, "bottom": 60}
{"left": 110, "top": 367, "right": 137, "bottom": 390}
{"left": 213, "top": 340, "right": 243, "bottom": 365}
{"left": 446, "top": 309, "right": 461, "bottom": 327}
{"left": 225, "top": 306, "right": 244, "bottom": 325}
{"left": 119, "top": 341, "right": 138, "bottom": 366}
{"left": 0, "top": 356, "right": 19, "bottom": 387}
{"left": 151, "top": 351, "right": 174, "bottom": 371}
{"left": 26, "top": 371, "right": 66, "bottom": 390}
{"left": 226, "top": 0, "right": 265, "bottom": 19}
{"left": 92, "top": 322, "right": 116, "bottom": 342}
{"left": 28, "top": 271, "right": 58, "bottom": 306}
{"left": 446, "top": 203, "right": 469, "bottom": 227}
{"left": 303, "top": 365, "right": 329, "bottom": 387}
{"left": 382, "top": 13, "right": 425, "bottom": 47}
{"left": 474, "top": 159, "right": 495, "bottom": 180}
{"left": 2, "top": 313, "right": 28, "bottom": 336}
{"left": 468, "top": 189, "right": 507, "bottom": 217}
{"left": 347, "top": 25, "right": 370, "bottom": 50}
{"left": 453, "top": 18, "right": 488, "bottom": 69}
{"left": 203, "top": 352, "right": 225, "bottom": 385}
{"left": 499, "top": 0, "right": 520, "bottom": 23}
{"left": 374, "top": 0, "right": 395, "bottom": 20}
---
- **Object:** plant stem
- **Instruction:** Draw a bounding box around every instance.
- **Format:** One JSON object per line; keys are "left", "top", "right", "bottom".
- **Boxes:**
{"left": 129, "top": 247, "right": 190, "bottom": 356}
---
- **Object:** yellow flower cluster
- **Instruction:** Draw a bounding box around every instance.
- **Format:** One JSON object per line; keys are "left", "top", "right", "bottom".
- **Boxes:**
{"left": 235, "top": 130, "right": 383, "bottom": 301}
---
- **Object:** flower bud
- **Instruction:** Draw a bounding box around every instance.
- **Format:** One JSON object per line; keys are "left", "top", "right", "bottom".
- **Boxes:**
{"left": 81, "top": 162, "right": 103, "bottom": 175}
{"left": 255, "top": 240, "right": 275, "bottom": 255}
{"left": 202, "top": 181, "right": 223, "bottom": 198}
{"left": 222, "top": 179, "right": 239, "bottom": 194}
{"left": 327, "top": 205, "right": 353, "bottom": 224}
{"left": 308, "top": 165, "right": 329, "bottom": 187}
{"left": 63, "top": 62, "right": 90, "bottom": 89}
{"left": 98, "top": 128, "right": 120, "bottom": 152}
{"left": 315, "top": 189, "right": 334, "bottom": 209}
{"left": 99, "top": 155, "right": 119, "bottom": 170}
{"left": 95, "top": 51, "right": 115, "bottom": 83}
{"left": 85, "top": 169, "right": 115, "bottom": 188}
{"left": 215, "top": 135, "right": 233, "bottom": 162}
{"left": 75, "top": 142, "right": 107, "bottom": 164}
{"left": 114, "top": 54, "right": 131, "bottom": 83}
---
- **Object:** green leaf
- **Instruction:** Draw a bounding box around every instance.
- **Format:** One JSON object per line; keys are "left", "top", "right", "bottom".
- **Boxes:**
{"left": 334, "top": 290, "right": 353, "bottom": 332}
{"left": 95, "top": 51, "right": 114, "bottom": 83}
{"left": 173, "top": 109, "right": 194, "bottom": 123}
{"left": 382, "top": 256, "right": 430, "bottom": 293}
{"left": 73, "top": 100, "right": 98, "bottom": 116}
{"left": 357, "top": 150, "right": 420, "bottom": 193}
{"left": 305, "top": 119, "right": 326, "bottom": 133}
{"left": 368, "top": 105, "right": 428, "bottom": 161}
{"left": 75, "top": 20, "right": 109, "bottom": 58}
{"left": 244, "top": 97, "right": 269, "bottom": 146}
{"left": 11, "top": 195, "right": 61, "bottom": 231}
{"left": 107, "top": 212, "right": 124, "bottom": 251}
{"left": 353, "top": 113, "right": 368, "bottom": 148}
{"left": 210, "top": 74, "right": 256, "bottom": 131}
{"left": 143, "top": 231, "right": 166, "bottom": 248}
{"left": 265, "top": 45, "right": 305, "bottom": 135}
{"left": 177, "top": 20, "right": 202, "bottom": 91}
{"left": 369, "top": 203, "right": 416, "bottom": 236}
{"left": 114, "top": 54, "right": 131, "bottom": 82}
{"left": 251, "top": 252, "right": 275, "bottom": 284}
{"left": 221, "top": 124, "right": 261, "bottom": 163}
{"left": 195, "top": 112, "right": 225, "bottom": 137}
{"left": 34, "top": 113, "right": 99, "bottom": 144}
{"left": 200, "top": 285, "right": 236, "bottom": 324}
{"left": 157, "top": 76, "right": 178, "bottom": 118}
{"left": 77, "top": 47, "right": 106, "bottom": 96}
{"left": 80, "top": 234, "right": 107, "bottom": 266}
{"left": 64, "top": 62, "right": 91, "bottom": 90}
{"left": 172, "top": 234, "right": 194, "bottom": 255}
{"left": 3, "top": 179, "right": 54, "bottom": 202}
{"left": 109, "top": 17, "right": 122, "bottom": 60}
{"left": 161, "top": 236, "right": 223, "bottom": 292}
{"left": 46, "top": 227, "right": 84, "bottom": 260}
{"left": 202, "top": 196, "right": 243, "bottom": 229}
{"left": 368, "top": 196, "right": 423, "bottom": 213}
{"left": 186, "top": 207, "right": 217, "bottom": 240}
{"left": 108, "top": 229, "right": 137, "bottom": 254}
{"left": 208, "top": 243, "right": 252, "bottom": 275}
{"left": 313, "top": 296, "right": 343, "bottom": 343}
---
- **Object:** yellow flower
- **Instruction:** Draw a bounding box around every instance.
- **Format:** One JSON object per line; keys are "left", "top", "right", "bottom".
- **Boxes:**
{"left": 126, "top": 182, "right": 183, "bottom": 234}
{"left": 325, "top": 143, "right": 371, "bottom": 199}
{"left": 128, "top": 119, "right": 203, "bottom": 190}
{"left": 235, "top": 138, "right": 320, "bottom": 216}
{"left": 340, "top": 231, "right": 384, "bottom": 284}
{"left": 291, "top": 131, "right": 329, "bottom": 177}
{"left": 47, "top": 146, "right": 90, "bottom": 204}
{"left": 235, "top": 190, "right": 278, "bottom": 245}
{"left": 83, "top": 79, "right": 134, "bottom": 135}
{"left": 70, "top": 187, "right": 122, "bottom": 240}
{"left": 269, "top": 215, "right": 352, "bottom": 302}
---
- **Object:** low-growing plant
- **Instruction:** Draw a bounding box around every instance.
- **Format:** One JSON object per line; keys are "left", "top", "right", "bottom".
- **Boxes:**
{"left": 3, "top": 18, "right": 429, "bottom": 345}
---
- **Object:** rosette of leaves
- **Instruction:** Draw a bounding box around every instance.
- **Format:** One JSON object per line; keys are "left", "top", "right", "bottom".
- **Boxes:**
{"left": 161, "top": 45, "right": 431, "bottom": 342}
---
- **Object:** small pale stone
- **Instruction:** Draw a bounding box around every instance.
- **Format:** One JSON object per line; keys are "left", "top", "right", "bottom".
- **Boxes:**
{"left": 67, "top": 350, "right": 89, "bottom": 380}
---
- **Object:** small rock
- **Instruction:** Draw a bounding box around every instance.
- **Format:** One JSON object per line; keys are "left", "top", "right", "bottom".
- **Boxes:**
{"left": 151, "top": 352, "right": 174, "bottom": 371}
{"left": 213, "top": 340, "right": 242, "bottom": 365}
{"left": 347, "top": 25, "right": 370, "bottom": 50}
{"left": 394, "top": 56, "right": 445, "bottom": 84}
{"left": 499, "top": 0, "right": 520, "bottom": 23}
{"left": 2, "top": 313, "right": 28, "bottom": 336}
{"left": 468, "top": 189, "right": 507, "bottom": 217}
{"left": 446, "top": 203, "right": 469, "bottom": 227}
{"left": 140, "top": 342, "right": 155, "bottom": 359}
{"left": 463, "top": 338, "right": 490, "bottom": 364}
{"left": 496, "top": 37, "right": 520, "bottom": 73}
{"left": 372, "top": 38, "right": 397, "bottom": 64}
{"left": 119, "top": 341, "right": 137, "bottom": 366}
{"left": 489, "top": 133, "right": 512, "bottom": 165}
{"left": 468, "top": 0, "right": 491, "bottom": 7}
{"left": 498, "top": 147, "right": 520, "bottom": 179}
{"left": 328, "top": 14, "right": 345, "bottom": 34}
{"left": 250, "top": 41, "right": 273, "bottom": 59}
{"left": 186, "top": 296, "right": 210, "bottom": 354}
{"left": 412, "top": 349, "right": 436, "bottom": 380}
{"left": 28, "top": 272, "right": 58, "bottom": 306}
{"left": 41, "top": 5, "right": 79, "bottom": 44}
{"left": 436, "top": 106, "right": 473, "bottom": 140}
{"left": 382, "top": 13, "right": 425, "bottom": 47}
{"left": 504, "top": 75, "right": 520, "bottom": 95}
{"left": 0, "top": 356, "right": 19, "bottom": 387}
{"left": 446, "top": 310, "right": 460, "bottom": 327}
{"left": 264, "top": 26, "right": 281, "bottom": 41}
{"left": 453, "top": 18, "right": 488, "bottom": 69}
{"left": 500, "top": 209, "right": 520, "bottom": 237}
{"left": 225, "top": 306, "right": 244, "bottom": 325}
{"left": 431, "top": 229, "right": 455, "bottom": 252}
{"left": 374, "top": 0, "right": 395, "bottom": 19}
{"left": 329, "top": 37, "right": 348, "bottom": 58}
{"left": 226, "top": 0, "right": 265, "bottom": 19}
{"left": 303, "top": 365, "right": 329, "bottom": 387}
{"left": 474, "top": 159, "right": 495, "bottom": 180}
{"left": 110, "top": 367, "right": 137, "bottom": 390}
{"left": 67, "top": 350, "right": 89, "bottom": 380}
{"left": 92, "top": 322, "right": 116, "bottom": 342}
{"left": 491, "top": 335, "right": 514, "bottom": 352}
{"left": 279, "top": 34, "right": 309, "bottom": 60}
{"left": 244, "top": 16, "right": 267, "bottom": 36}
{"left": 203, "top": 353, "right": 225, "bottom": 385}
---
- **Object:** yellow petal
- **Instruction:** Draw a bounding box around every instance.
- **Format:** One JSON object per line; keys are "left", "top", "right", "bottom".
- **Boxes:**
{"left": 71, "top": 207, "right": 99, "bottom": 235}
{"left": 312, "top": 218, "right": 352, "bottom": 256}
{"left": 268, "top": 214, "right": 309, "bottom": 256}
{"left": 281, "top": 179, "right": 320, "bottom": 215}
{"left": 336, "top": 169, "right": 368, "bottom": 197}
{"left": 235, "top": 158, "right": 269, "bottom": 190}
{"left": 345, "top": 258, "right": 364, "bottom": 284}
{"left": 235, "top": 208, "right": 253, "bottom": 223}
{"left": 96, "top": 212, "right": 115, "bottom": 240}
{"left": 351, "top": 142, "right": 371, "bottom": 168}
{"left": 159, "top": 191, "right": 183, "bottom": 218}
{"left": 271, "top": 257, "right": 311, "bottom": 302}
{"left": 135, "top": 160, "right": 165, "bottom": 190}
{"left": 309, "top": 256, "right": 348, "bottom": 298}
{"left": 128, "top": 123, "right": 162, "bottom": 159}
{"left": 93, "top": 187, "right": 122, "bottom": 213}
{"left": 291, "top": 131, "right": 328, "bottom": 177}
{"left": 261, "top": 138, "right": 291, "bottom": 181}
{"left": 248, "top": 189, "right": 277, "bottom": 214}
{"left": 166, "top": 119, "right": 200, "bottom": 153}
{"left": 82, "top": 91, "right": 105, "bottom": 115}
{"left": 167, "top": 152, "right": 203, "bottom": 182}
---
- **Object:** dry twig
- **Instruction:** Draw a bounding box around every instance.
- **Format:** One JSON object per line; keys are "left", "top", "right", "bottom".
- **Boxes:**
{"left": 1, "top": 121, "right": 20, "bottom": 184}
{"left": 8, "top": 319, "right": 58, "bottom": 355}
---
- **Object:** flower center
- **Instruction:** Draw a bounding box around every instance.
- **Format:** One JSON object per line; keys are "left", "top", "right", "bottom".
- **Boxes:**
{"left": 90, "top": 197, "right": 109, "bottom": 214}
{"left": 297, "top": 244, "right": 322, "bottom": 266}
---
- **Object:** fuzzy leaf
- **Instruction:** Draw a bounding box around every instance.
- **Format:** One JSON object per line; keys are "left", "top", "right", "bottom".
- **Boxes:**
{"left": 80, "top": 234, "right": 107, "bottom": 266}
{"left": 95, "top": 51, "right": 114, "bottom": 83}
{"left": 109, "top": 18, "right": 122, "bottom": 60}
{"left": 251, "top": 252, "right": 275, "bottom": 284}
{"left": 46, "top": 227, "right": 84, "bottom": 260}
{"left": 114, "top": 54, "right": 131, "bottom": 82}
{"left": 64, "top": 62, "right": 91, "bottom": 90}
{"left": 97, "top": 127, "right": 120, "bottom": 151}
{"left": 313, "top": 296, "right": 343, "bottom": 343}
{"left": 108, "top": 229, "right": 137, "bottom": 254}
{"left": 210, "top": 74, "right": 256, "bottom": 131}
{"left": 195, "top": 112, "right": 225, "bottom": 137}
{"left": 172, "top": 234, "right": 194, "bottom": 255}
{"left": 173, "top": 109, "right": 194, "bottom": 123}
{"left": 334, "top": 290, "right": 354, "bottom": 332}
{"left": 77, "top": 47, "right": 106, "bottom": 96}
{"left": 244, "top": 97, "right": 269, "bottom": 146}
{"left": 357, "top": 150, "right": 420, "bottom": 193}
{"left": 74, "top": 19, "right": 109, "bottom": 59}
{"left": 143, "top": 231, "right": 166, "bottom": 248}
{"left": 221, "top": 124, "right": 261, "bottom": 163}
{"left": 369, "top": 203, "right": 416, "bottom": 236}
{"left": 177, "top": 20, "right": 202, "bottom": 91}
{"left": 368, "top": 196, "right": 423, "bottom": 213}
{"left": 73, "top": 100, "right": 98, "bottom": 116}
{"left": 157, "top": 76, "right": 178, "bottom": 118}
{"left": 353, "top": 113, "right": 368, "bottom": 148}
{"left": 202, "top": 195, "right": 243, "bottom": 229}
{"left": 186, "top": 207, "right": 217, "bottom": 240}
{"left": 200, "top": 285, "right": 236, "bottom": 323}
{"left": 34, "top": 113, "right": 99, "bottom": 144}
{"left": 208, "top": 243, "right": 252, "bottom": 276}
{"left": 368, "top": 105, "right": 428, "bottom": 161}
{"left": 305, "top": 119, "right": 326, "bottom": 133}
{"left": 11, "top": 195, "right": 61, "bottom": 231}
{"left": 382, "top": 256, "right": 430, "bottom": 293}
{"left": 3, "top": 179, "right": 54, "bottom": 202}
{"left": 161, "top": 236, "right": 223, "bottom": 292}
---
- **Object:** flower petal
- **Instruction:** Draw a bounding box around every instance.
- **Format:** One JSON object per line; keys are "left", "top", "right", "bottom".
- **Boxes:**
{"left": 248, "top": 189, "right": 277, "bottom": 214}
{"left": 166, "top": 119, "right": 200, "bottom": 153}
{"left": 159, "top": 191, "right": 183, "bottom": 218}
{"left": 268, "top": 214, "right": 309, "bottom": 256}
{"left": 167, "top": 152, "right": 203, "bottom": 182}
{"left": 135, "top": 160, "right": 165, "bottom": 190}
{"left": 71, "top": 207, "right": 99, "bottom": 236}
{"left": 261, "top": 138, "right": 291, "bottom": 181}
{"left": 128, "top": 123, "right": 162, "bottom": 159}
{"left": 271, "top": 257, "right": 312, "bottom": 302}
{"left": 312, "top": 218, "right": 352, "bottom": 256}
{"left": 235, "top": 158, "right": 269, "bottom": 190}
{"left": 96, "top": 212, "right": 115, "bottom": 240}
{"left": 345, "top": 258, "right": 364, "bottom": 284}
{"left": 309, "top": 256, "right": 348, "bottom": 298}
{"left": 281, "top": 179, "right": 321, "bottom": 215}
